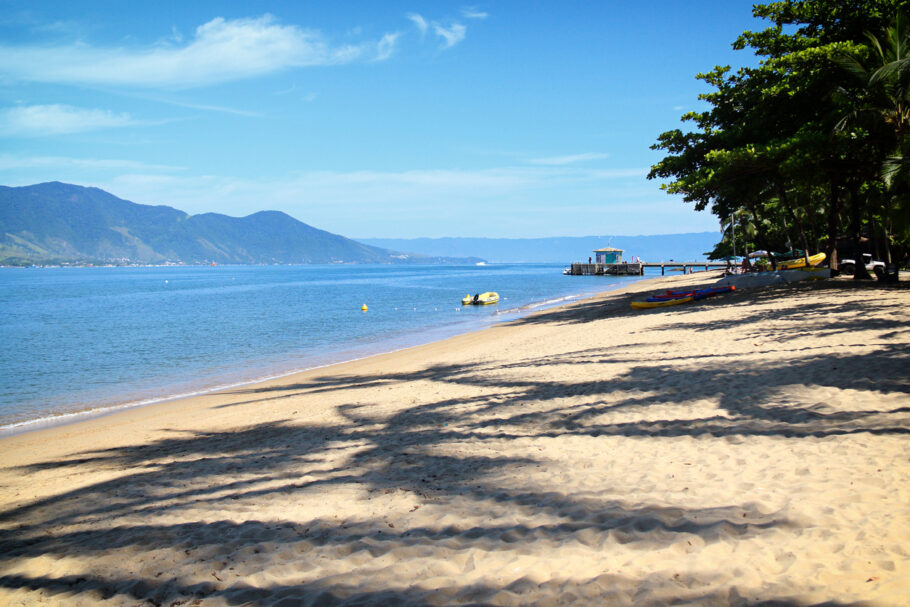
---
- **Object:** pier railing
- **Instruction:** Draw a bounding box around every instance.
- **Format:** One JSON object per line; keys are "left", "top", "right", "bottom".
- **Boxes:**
{"left": 568, "top": 261, "right": 729, "bottom": 276}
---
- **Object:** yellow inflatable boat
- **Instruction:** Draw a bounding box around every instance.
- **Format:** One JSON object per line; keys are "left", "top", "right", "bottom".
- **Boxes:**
{"left": 462, "top": 292, "right": 499, "bottom": 305}
{"left": 777, "top": 252, "right": 826, "bottom": 270}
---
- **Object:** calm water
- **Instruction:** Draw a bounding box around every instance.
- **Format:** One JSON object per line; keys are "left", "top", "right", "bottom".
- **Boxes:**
{"left": 0, "top": 264, "right": 644, "bottom": 432}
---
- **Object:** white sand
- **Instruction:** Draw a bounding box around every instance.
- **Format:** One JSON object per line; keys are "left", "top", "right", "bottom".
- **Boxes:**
{"left": 1, "top": 272, "right": 908, "bottom": 606}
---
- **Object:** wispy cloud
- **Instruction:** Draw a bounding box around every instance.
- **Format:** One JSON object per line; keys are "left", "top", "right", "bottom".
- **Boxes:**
{"left": 0, "top": 14, "right": 396, "bottom": 88}
{"left": 528, "top": 152, "right": 610, "bottom": 166}
{"left": 433, "top": 23, "right": 467, "bottom": 49}
{"left": 0, "top": 153, "right": 183, "bottom": 171}
{"left": 135, "top": 95, "right": 262, "bottom": 116}
{"left": 407, "top": 13, "right": 429, "bottom": 37}
{"left": 408, "top": 12, "right": 477, "bottom": 50}
{"left": 374, "top": 32, "right": 400, "bottom": 62}
{"left": 462, "top": 8, "right": 489, "bottom": 19}
{"left": 0, "top": 104, "right": 138, "bottom": 136}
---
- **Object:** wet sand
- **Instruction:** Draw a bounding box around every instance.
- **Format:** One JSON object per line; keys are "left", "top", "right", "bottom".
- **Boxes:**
{"left": 1, "top": 271, "right": 908, "bottom": 606}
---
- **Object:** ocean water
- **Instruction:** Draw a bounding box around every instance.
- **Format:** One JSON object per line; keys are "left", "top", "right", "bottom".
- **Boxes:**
{"left": 0, "top": 264, "right": 645, "bottom": 433}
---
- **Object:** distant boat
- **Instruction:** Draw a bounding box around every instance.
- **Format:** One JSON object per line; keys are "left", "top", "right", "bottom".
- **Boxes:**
{"left": 462, "top": 292, "right": 499, "bottom": 305}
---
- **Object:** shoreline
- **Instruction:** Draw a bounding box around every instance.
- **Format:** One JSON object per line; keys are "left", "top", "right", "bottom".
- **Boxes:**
{"left": 2, "top": 270, "right": 907, "bottom": 605}
{"left": 0, "top": 272, "right": 649, "bottom": 438}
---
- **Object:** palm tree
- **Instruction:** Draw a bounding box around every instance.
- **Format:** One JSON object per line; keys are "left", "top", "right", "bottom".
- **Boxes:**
{"left": 837, "top": 11, "right": 910, "bottom": 267}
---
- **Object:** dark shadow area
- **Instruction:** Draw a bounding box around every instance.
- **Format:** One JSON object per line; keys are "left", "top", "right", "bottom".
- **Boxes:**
{"left": 0, "top": 571, "right": 861, "bottom": 606}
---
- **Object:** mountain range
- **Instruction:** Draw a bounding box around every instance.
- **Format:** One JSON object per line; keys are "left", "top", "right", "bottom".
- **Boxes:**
{"left": 0, "top": 182, "right": 481, "bottom": 266}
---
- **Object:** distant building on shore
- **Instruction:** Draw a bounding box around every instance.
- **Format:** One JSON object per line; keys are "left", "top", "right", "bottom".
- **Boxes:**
{"left": 593, "top": 247, "right": 623, "bottom": 264}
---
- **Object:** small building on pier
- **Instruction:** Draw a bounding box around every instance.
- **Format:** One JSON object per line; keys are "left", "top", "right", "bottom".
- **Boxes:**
{"left": 593, "top": 247, "right": 623, "bottom": 264}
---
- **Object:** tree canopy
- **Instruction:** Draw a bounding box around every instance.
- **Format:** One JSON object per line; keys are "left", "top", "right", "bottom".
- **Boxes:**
{"left": 649, "top": 0, "right": 910, "bottom": 274}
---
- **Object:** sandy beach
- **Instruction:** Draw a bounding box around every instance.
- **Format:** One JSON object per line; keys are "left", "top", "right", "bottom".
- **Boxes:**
{"left": 1, "top": 271, "right": 908, "bottom": 606}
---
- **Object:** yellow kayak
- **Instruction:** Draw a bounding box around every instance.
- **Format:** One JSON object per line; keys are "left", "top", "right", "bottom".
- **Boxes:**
{"left": 778, "top": 252, "right": 826, "bottom": 270}
{"left": 630, "top": 296, "right": 694, "bottom": 310}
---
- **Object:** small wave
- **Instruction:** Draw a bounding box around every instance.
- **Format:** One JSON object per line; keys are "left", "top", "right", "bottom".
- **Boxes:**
{"left": 494, "top": 294, "right": 581, "bottom": 315}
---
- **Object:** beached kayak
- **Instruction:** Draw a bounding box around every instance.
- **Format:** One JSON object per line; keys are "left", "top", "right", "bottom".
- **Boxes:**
{"left": 778, "top": 252, "right": 826, "bottom": 270}
{"left": 631, "top": 296, "right": 694, "bottom": 309}
{"left": 646, "top": 285, "right": 735, "bottom": 302}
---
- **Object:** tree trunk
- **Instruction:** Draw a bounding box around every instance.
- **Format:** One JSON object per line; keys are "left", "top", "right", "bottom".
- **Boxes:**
{"left": 849, "top": 182, "right": 872, "bottom": 279}
{"left": 826, "top": 182, "right": 841, "bottom": 269}
{"left": 880, "top": 194, "right": 893, "bottom": 263}
{"left": 884, "top": 218, "right": 893, "bottom": 263}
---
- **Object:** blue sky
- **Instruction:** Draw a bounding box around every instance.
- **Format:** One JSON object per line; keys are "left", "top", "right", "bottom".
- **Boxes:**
{"left": 0, "top": 1, "right": 760, "bottom": 238}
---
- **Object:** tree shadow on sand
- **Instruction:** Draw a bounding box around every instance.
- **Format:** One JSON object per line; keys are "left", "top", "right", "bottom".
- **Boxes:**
{"left": 0, "top": 570, "right": 861, "bottom": 606}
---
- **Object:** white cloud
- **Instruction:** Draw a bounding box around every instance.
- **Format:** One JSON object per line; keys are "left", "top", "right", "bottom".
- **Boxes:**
{"left": 0, "top": 15, "right": 396, "bottom": 88}
{"left": 150, "top": 98, "right": 260, "bottom": 116}
{"left": 407, "top": 13, "right": 429, "bottom": 37}
{"left": 590, "top": 168, "right": 649, "bottom": 178}
{"left": 433, "top": 23, "right": 467, "bottom": 49}
{"left": 374, "top": 32, "right": 400, "bottom": 62}
{"left": 462, "top": 8, "right": 488, "bottom": 19}
{"left": 0, "top": 104, "right": 136, "bottom": 136}
{"left": 528, "top": 153, "right": 610, "bottom": 166}
{"left": 0, "top": 153, "right": 182, "bottom": 171}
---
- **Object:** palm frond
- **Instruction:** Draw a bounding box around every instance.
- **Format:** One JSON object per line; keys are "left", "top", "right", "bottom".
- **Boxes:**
{"left": 833, "top": 52, "right": 870, "bottom": 84}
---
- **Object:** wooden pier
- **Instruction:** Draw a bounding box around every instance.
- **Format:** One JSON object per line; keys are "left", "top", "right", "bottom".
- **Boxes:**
{"left": 568, "top": 261, "right": 730, "bottom": 276}
{"left": 569, "top": 262, "right": 643, "bottom": 276}
{"left": 643, "top": 262, "right": 730, "bottom": 275}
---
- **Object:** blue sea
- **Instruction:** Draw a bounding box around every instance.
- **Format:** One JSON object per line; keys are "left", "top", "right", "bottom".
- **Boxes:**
{"left": 0, "top": 264, "right": 646, "bottom": 433}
